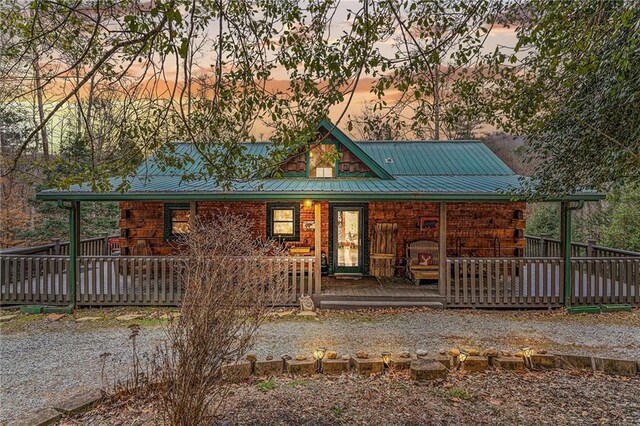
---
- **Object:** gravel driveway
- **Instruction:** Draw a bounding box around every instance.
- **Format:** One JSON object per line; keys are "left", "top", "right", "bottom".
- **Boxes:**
{"left": 1, "top": 308, "right": 639, "bottom": 423}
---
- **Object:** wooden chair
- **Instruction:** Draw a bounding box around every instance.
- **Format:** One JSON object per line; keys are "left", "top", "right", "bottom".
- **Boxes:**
{"left": 370, "top": 223, "right": 397, "bottom": 278}
{"left": 406, "top": 239, "right": 439, "bottom": 285}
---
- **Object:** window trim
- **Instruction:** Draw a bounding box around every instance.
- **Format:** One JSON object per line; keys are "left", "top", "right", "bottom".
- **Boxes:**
{"left": 164, "top": 203, "right": 191, "bottom": 240}
{"left": 266, "top": 202, "right": 300, "bottom": 241}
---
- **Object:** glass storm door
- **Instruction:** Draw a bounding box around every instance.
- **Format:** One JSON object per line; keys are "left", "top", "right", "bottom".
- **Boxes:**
{"left": 331, "top": 204, "right": 367, "bottom": 274}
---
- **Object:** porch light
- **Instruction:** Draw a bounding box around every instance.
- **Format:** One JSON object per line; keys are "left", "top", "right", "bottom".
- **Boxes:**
{"left": 304, "top": 199, "right": 313, "bottom": 208}
{"left": 314, "top": 347, "right": 326, "bottom": 360}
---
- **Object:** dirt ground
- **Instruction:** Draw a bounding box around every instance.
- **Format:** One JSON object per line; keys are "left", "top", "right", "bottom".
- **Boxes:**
{"left": 2, "top": 307, "right": 640, "bottom": 423}
{"left": 61, "top": 369, "right": 640, "bottom": 425}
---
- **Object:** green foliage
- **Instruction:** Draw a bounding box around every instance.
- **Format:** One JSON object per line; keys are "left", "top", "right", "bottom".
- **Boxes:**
{"left": 525, "top": 204, "right": 560, "bottom": 240}
{"left": 330, "top": 405, "right": 345, "bottom": 416}
{"left": 0, "top": 105, "right": 31, "bottom": 150}
{"left": 286, "top": 378, "right": 309, "bottom": 388}
{"left": 14, "top": 200, "right": 119, "bottom": 243}
{"left": 601, "top": 186, "right": 640, "bottom": 252}
{"left": 475, "top": 0, "right": 640, "bottom": 194}
{"left": 433, "top": 387, "right": 472, "bottom": 400}
{"left": 525, "top": 185, "right": 640, "bottom": 252}
{"left": 256, "top": 379, "right": 278, "bottom": 392}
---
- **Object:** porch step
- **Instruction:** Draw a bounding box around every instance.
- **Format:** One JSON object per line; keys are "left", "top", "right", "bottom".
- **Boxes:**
{"left": 320, "top": 299, "right": 444, "bottom": 310}
{"left": 320, "top": 294, "right": 444, "bottom": 303}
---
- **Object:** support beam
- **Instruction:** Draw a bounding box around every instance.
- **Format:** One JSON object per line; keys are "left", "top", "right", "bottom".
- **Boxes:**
{"left": 314, "top": 202, "right": 322, "bottom": 294}
{"left": 189, "top": 201, "right": 197, "bottom": 229}
{"left": 69, "top": 201, "right": 80, "bottom": 309}
{"left": 560, "top": 202, "right": 569, "bottom": 307}
{"left": 438, "top": 202, "right": 447, "bottom": 295}
{"left": 561, "top": 200, "right": 584, "bottom": 308}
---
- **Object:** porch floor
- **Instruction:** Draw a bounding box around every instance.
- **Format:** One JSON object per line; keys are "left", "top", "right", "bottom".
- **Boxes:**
{"left": 319, "top": 276, "right": 445, "bottom": 309}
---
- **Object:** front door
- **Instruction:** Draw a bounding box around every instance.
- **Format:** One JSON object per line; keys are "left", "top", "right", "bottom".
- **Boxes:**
{"left": 330, "top": 203, "right": 367, "bottom": 274}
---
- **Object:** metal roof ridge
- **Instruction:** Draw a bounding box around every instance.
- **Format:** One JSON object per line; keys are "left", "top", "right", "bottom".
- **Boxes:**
{"left": 354, "top": 140, "right": 482, "bottom": 143}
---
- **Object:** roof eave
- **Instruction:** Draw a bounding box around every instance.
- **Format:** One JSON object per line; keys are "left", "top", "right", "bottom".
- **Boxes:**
{"left": 35, "top": 190, "right": 606, "bottom": 203}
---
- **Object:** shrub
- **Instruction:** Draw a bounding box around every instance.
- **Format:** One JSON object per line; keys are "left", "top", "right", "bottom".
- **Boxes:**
{"left": 154, "top": 213, "right": 287, "bottom": 425}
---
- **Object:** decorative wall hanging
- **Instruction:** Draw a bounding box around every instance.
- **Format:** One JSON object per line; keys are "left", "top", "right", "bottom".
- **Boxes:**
{"left": 419, "top": 216, "right": 439, "bottom": 231}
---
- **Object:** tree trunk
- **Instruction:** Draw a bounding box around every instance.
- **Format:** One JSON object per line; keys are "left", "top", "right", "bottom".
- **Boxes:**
{"left": 32, "top": 57, "right": 49, "bottom": 159}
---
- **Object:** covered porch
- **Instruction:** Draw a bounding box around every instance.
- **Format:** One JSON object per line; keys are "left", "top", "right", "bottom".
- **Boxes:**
{"left": 2, "top": 196, "right": 638, "bottom": 309}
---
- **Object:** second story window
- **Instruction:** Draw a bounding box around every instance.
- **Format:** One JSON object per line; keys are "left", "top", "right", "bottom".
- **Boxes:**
{"left": 309, "top": 143, "right": 336, "bottom": 177}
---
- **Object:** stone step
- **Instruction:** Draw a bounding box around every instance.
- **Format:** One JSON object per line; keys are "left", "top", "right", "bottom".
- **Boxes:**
{"left": 320, "top": 300, "right": 444, "bottom": 310}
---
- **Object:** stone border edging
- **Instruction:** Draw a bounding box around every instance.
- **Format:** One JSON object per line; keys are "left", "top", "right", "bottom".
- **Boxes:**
{"left": 6, "top": 351, "right": 638, "bottom": 425}
{"left": 221, "top": 350, "right": 640, "bottom": 383}
{"left": 6, "top": 389, "right": 104, "bottom": 426}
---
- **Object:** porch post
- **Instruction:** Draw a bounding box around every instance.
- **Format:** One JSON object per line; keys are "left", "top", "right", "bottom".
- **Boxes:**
{"left": 189, "top": 201, "right": 197, "bottom": 228}
{"left": 561, "top": 200, "right": 584, "bottom": 308}
{"left": 560, "top": 202, "right": 569, "bottom": 307}
{"left": 69, "top": 201, "right": 80, "bottom": 309}
{"left": 314, "top": 202, "right": 322, "bottom": 294}
{"left": 438, "top": 202, "right": 447, "bottom": 295}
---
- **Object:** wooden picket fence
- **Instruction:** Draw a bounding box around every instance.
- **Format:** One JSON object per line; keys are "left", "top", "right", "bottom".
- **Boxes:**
{"left": 446, "top": 257, "right": 639, "bottom": 307}
{"left": 0, "top": 255, "right": 316, "bottom": 306}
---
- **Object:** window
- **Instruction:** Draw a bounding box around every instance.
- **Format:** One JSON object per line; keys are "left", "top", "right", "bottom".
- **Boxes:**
{"left": 164, "top": 203, "right": 191, "bottom": 240}
{"left": 309, "top": 143, "right": 336, "bottom": 177}
{"left": 267, "top": 203, "right": 299, "bottom": 241}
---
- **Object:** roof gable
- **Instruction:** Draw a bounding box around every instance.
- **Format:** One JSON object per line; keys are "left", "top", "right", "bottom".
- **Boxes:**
{"left": 316, "top": 118, "right": 393, "bottom": 180}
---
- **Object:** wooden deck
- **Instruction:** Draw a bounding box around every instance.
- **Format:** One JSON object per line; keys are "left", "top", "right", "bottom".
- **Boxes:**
{"left": 1, "top": 254, "right": 638, "bottom": 309}
{"left": 320, "top": 276, "right": 445, "bottom": 309}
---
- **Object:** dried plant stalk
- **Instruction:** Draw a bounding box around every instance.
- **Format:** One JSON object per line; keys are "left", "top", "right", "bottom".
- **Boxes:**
{"left": 156, "top": 213, "right": 287, "bottom": 425}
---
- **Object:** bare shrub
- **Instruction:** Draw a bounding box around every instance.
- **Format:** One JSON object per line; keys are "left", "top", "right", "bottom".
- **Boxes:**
{"left": 155, "top": 213, "right": 287, "bottom": 425}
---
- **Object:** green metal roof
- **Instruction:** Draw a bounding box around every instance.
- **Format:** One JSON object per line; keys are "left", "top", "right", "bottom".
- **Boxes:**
{"left": 134, "top": 140, "right": 514, "bottom": 177}
{"left": 40, "top": 174, "right": 523, "bottom": 195}
{"left": 37, "top": 122, "right": 605, "bottom": 202}
{"left": 357, "top": 141, "right": 514, "bottom": 176}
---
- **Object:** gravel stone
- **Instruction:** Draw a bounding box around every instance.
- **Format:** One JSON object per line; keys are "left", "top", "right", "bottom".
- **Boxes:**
{"left": 1, "top": 309, "right": 639, "bottom": 422}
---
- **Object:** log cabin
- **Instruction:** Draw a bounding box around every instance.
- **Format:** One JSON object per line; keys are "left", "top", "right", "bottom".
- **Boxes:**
{"left": 37, "top": 119, "right": 607, "bottom": 308}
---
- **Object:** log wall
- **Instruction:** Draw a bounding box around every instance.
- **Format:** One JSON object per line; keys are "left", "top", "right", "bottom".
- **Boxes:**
{"left": 119, "top": 201, "right": 330, "bottom": 257}
{"left": 368, "top": 201, "right": 525, "bottom": 260}
{"left": 119, "top": 200, "right": 525, "bottom": 262}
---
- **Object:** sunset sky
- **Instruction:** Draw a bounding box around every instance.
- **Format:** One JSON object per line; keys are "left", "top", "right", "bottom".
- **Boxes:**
{"left": 36, "top": 3, "right": 519, "bottom": 145}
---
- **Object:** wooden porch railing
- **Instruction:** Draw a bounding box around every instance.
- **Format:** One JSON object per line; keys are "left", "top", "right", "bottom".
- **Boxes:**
{"left": 446, "top": 257, "right": 640, "bottom": 308}
{"left": 1, "top": 256, "right": 70, "bottom": 305}
{"left": 0, "top": 255, "right": 316, "bottom": 307}
{"left": 445, "top": 257, "right": 564, "bottom": 308}
{"left": 0, "top": 234, "right": 118, "bottom": 256}
{"left": 525, "top": 235, "right": 640, "bottom": 258}
{"left": 570, "top": 257, "right": 639, "bottom": 306}
{"left": 3, "top": 252, "right": 635, "bottom": 308}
